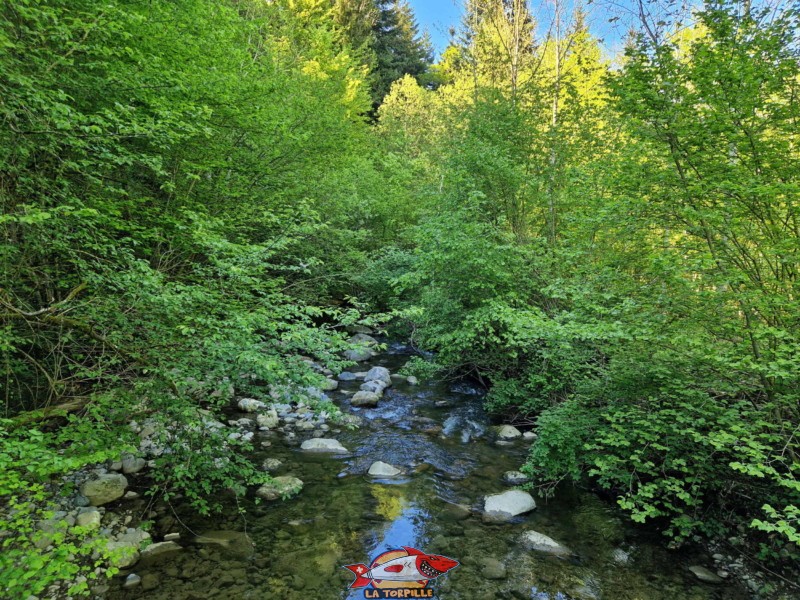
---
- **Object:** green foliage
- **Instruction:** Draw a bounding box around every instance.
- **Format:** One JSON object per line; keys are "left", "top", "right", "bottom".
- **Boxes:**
{"left": 0, "top": 416, "right": 125, "bottom": 597}
{"left": 0, "top": 0, "right": 382, "bottom": 595}
{"left": 374, "top": 0, "right": 800, "bottom": 568}
{"left": 397, "top": 355, "right": 441, "bottom": 380}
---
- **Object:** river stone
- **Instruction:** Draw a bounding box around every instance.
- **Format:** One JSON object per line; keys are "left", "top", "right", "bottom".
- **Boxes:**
{"left": 344, "top": 347, "right": 374, "bottom": 362}
{"left": 351, "top": 391, "right": 380, "bottom": 407}
{"left": 237, "top": 398, "right": 265, "bottom": 413}
{"left": 105, "top": 542, "right": 141, "bottom": 569}
{"left": 76, "top": 508, "right": 102, "bottom": 530}
{"left": 195, "top": 530, "right": 254, "bottom": 558}
{"left": 519, "top": 531, "right": 572, "bottom": 556}
{"left": 350, "top": 333, "right": 378, "bottom": 347}
{"left": 483, "top": 490, "right": 536, "bottom": 521}
{"left": 390, "top": 374, "right": 408, "bottom": 384}
{"left": 338, "top": 372, "right": 358, "bottom": 381}
{"left": 262, "top": 458, "right": 283, "bottom": 472}
{"left": 368, "top": 461, "right": 402, "bottom": 477}
{"left": 441, "top": 502, "right": 472, "bottom": 521}
{"left": 359, "top": 381, "right": 387, "bottom": 394}
{"left": 121, "top": 454, "right": 146, "bottom": 475}
{"left": 81, "top": 474, "right": 128, "bottom": 506}
{"left": 321, "top": 378, "right": 339, "bottom": 391}
{"left": 406, "top": 376, "right": 419, "bottom": 386}
{"left": 141, "top": 573, "right": 160, "bottom": 591}
{"left": 503, "top": 471, "right": 531, "bottom": 485}
{"left": 364, "top": 366, "right": 391, "bottom": 386}
{"left": 139, "top": 541, "right": 182, "bottom": 566}
{"left": 257, "top": 409, "right": 279, "bottom": 429}
{"left": 123, "top": 574, "right": 141, "bottom": 589}
{"left": 523, "top": 431, "right": 538, "bottom": 440}
{"left": 300, "top": 438, "right": 348, "bottom": 453}
{"left": 494, "top": 425, "right": 522, "bottom": 440}
{"left": 256, "top": 476, "right": 304, "bottom": 500}
{"left": 689, "top": 565, "right": 723, "bottom": 584}
{"left": 479, "top": 558, "right": 507, "bottom": 580}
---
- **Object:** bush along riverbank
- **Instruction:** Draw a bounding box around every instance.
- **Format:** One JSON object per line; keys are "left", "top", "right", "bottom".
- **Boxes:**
{"left": 6, "top": 332, "right": 798, "bottom": 600}
{"left": 0, "top": 328, "right": 378, "bottom": 599}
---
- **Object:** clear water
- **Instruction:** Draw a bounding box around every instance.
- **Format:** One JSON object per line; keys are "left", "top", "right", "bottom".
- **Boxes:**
{"left": 107, "top": 344, "right": 748, "bottom": 600}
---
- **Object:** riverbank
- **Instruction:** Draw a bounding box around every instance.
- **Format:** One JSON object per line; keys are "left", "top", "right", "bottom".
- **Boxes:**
{"left": 68, "top": 338, "right": 776, "bottom": 600}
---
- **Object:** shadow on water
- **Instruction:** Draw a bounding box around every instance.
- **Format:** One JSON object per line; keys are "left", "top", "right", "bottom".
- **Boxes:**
{"left": 107, "top": 347, "right": 751, "bottom": 600}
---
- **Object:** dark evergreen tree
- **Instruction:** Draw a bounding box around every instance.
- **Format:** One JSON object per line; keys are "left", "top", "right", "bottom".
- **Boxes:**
{"left": 370, "top": 0, "right": 432, "bottom": 109}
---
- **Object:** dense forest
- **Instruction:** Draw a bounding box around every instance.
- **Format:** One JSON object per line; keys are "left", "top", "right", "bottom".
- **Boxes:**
{"left": 1, "top": 0, "right": 799, "bottom": 597}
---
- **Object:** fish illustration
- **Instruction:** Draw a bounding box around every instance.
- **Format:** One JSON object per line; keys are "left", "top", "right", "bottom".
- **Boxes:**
{"left": 343, "top": 546, "right": 459, "bottom": 588}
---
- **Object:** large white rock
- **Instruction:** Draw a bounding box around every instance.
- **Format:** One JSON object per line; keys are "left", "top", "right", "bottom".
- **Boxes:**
{"left": 483, "top": 490, "right": 536, "bottom": 521}
{"left": 81, "top": 474, "right": 128, "bottom": 506}
{"left": 494, "top": 425, "right": 522, "bottom": 440}
{"left": 364, "top": 366, "right": 392, "bottom": 386}
{"left": 300, "top": 438, "right": 348, "bottom": 453}
{"left": 368, "top": 461, "right": 402, "bottom": 477}
{"left": 519, "top": 531, "right": 572, "bottom": 556}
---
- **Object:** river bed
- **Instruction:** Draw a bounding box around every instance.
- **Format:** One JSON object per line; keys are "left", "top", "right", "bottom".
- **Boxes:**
{"left": 107, "top": 343, "right": 749, "bottom": 600}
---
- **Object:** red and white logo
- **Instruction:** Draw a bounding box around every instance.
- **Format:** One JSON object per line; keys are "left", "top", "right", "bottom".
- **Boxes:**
{"left": 343, "top": 546, "right": 459, "bottom": 598}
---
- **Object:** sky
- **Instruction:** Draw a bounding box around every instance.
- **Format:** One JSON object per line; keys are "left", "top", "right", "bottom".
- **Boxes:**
{"left": 406, "top": 0, "right": 646, "bottom": 61}
{"left": 406, "top": 0, "right": 463, "bottom": 56}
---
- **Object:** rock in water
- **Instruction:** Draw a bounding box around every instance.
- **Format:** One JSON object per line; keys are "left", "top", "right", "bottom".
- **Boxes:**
{"left": 237, "top": 398, "right": 265, "bottom": 412}
{"left": 503, "top": 471, "right": 531, "bottom": 485}
{"left": 351, "top": 391, "right": 380, "bottom": 407}
{"left": 338, "top": 372, "right": 358, "bottom": 381}
{"left": 494, "top": 425, "right": 522, "bottom": 440}
{"left": 359, "top": 381, "right": 386, "bottom": 394}
{"left": 105, "top": 529, "right": 151, "bottom": 569}
{"left": 344, "top": 347, "right": 374, "bottom": 362}
{"left": 479, "top": 558, "right": 507, "bottom": 580}
{"left": 75, "top": 508, "right": 102, "bottom": 530}
{"left": 483, "top": 490, "right": 536, "bottom": 521}
{"left": 406, "top": 376, "right": 419, "bottom": 386}
{"left": 689, "top": 565, "right": 723, "bottom": 584}
{"left": 368, "top": 461, "right": 402, "bottom": 477}
{"left": 350, "top": 333, "right": 378, "bottom": 347}
{"left": 321, "top": 378, "right": 339, "bottom": 391}
{"left": 257, "top": 409, "right": 279, "bottom": 429}
{"left": 121, "top": 454, "right": 146, "bottom": 475}
{"left": 262, "top": 458, "right": 283, "bottom": 472}
{"left": 195, "top": 531, "right": 255, "bottom": 558}
{"left": 80, "top": 474, "right": 128, "bottom": 506}
{"left": 256, "top": 476, "right": 304, "bottom": 501}
{"left": 364, "top": 366, "right": 391, "bottom": 386}
{"left": 139, "top": 541, "right": 182, "bottom": 566}
{"left": 519, "top": 531, "right": 572, "bottom": 556}
{"left": 300, "top": 438, "right": 348, "bottom": 453}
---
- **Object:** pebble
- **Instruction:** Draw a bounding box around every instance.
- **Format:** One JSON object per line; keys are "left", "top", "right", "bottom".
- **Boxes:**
{"left": 123, "top": 574, "right": 141, "bottom": 589}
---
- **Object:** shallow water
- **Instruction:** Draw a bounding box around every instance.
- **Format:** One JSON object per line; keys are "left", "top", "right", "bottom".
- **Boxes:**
{"left": 108, "top": 345, "right": 749, "bottom": 600}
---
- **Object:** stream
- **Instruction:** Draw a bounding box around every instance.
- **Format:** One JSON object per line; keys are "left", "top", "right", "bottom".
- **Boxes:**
{"left": 107, "top": 342, "right": 749, "bottom": 600}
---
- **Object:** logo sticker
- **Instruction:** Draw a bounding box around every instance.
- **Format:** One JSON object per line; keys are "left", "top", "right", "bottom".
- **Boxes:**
{"left": 343, "top": 546, "right": 459, "bottom": 598}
